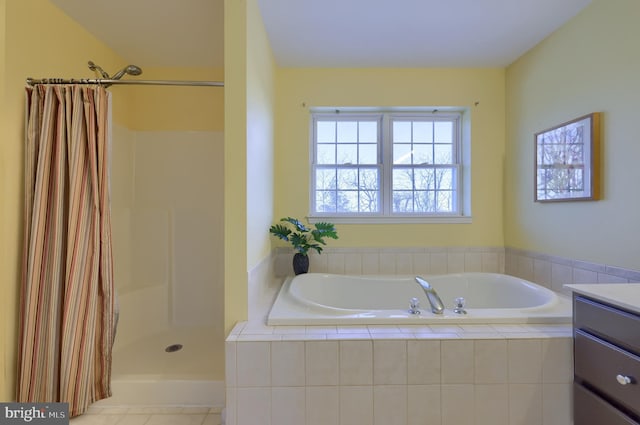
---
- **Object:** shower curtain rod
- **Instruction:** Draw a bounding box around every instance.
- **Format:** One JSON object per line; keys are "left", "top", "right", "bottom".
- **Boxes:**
{"left": 26, "top": 77, "right": 224, "bottom": 87}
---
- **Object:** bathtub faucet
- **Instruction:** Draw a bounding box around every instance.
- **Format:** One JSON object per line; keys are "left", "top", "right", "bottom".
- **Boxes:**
{"left": 415, "top": 276, "right": 445, "bottom": 315}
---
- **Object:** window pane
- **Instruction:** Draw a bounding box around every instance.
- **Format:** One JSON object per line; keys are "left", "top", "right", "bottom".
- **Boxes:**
{"left": 414, "top": 168, "right": 435, "bottom": 190}
{"left": 434, "top": 121, "right": 452, "bottom": 143}
{"left": 337, "top": 169, "right": 358, "bottom": 190}
{"left": 437, "top": 191, "right": 454, "bottom": 212}
{"left": 316, "top": 191, "right": 336, "bottom": 212}
{"left": 359, "top": 121, "right": 378, "bottom": 142}
{"left": 412, "top": 121, "right": 433, "bottom": 143}
{"left": 393, "top": 144, "right": 412, "bottom": 164}
{"left": 435, "top": 168, "right": 453, "bottom": 190}
{"left": 393, "top": 191, "right": 414, "bottom": 212}
{"left": 337, "top": 144, "right": 357, "bottom": 164}
{"left": 434, "top": 144, "right": 452, "bottom": 164}
{"left": 317, "top": 121, "right": 336, "bottom": 143}
{"left": 393, "top": 169, "right": 413, "bottom": 190}
{"left": 412, "top": 144, "right": 432, "bottom": 164}
{"left": 359, "top": 144, "right": 377, "bottom": 164}
{"left": 359, "top": 190, "right": 379, "bottom": 212}
{"left": 337, "top": 191, "right": 358, "bottom": 212}
{"left": 393, "top": 121, "right": 411, "bottom": 143}
{"left": 317, "top": 144, "right": 336, "bottom": 164}
{"left": 359, "top": 168, "right": 379, "bottom": 190}
{"left": 414, "top": 191, "right": 434, "bottom": 212}
{"left": 316, "top": 169, "right": 336, "bottom": 190}
{"left": 337, "top": 121, "right": 358, "bottom": 143}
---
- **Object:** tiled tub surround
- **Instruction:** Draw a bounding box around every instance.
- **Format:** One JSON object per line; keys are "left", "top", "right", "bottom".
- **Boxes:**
{"left": 272, "top": 247, "right": 506, "bottom": 278}
{"left": 235, "top": 246, "right": 639, "bottom": 424}
{"left": 225, "top": 322, "right": 573, "bottom": 425}
{"left": 270, "top": 246, "right": 640, "bottom": 296}
{"left": 505, "top": 248, "right": 640, "bottom": 293}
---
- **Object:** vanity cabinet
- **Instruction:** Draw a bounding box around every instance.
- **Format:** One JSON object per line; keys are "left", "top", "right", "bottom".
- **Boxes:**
{"left": 573, "top": 295, "right": 640, "bottom": 425}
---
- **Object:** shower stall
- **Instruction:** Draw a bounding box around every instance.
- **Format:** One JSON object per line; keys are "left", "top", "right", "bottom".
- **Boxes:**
{"left": 79, "top": 63, "right": 226, "bottom": 407}
{"left": 106, "top": 127, "right": 225, "bottom": 407}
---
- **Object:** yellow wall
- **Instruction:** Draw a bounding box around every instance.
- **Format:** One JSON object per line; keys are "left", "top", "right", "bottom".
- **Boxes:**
{"left": 224, "top": 0, "right": 277, "bottom": 334}
{"left": 505, "top": 0, "right": 640, "bottom": 270}
{"left": 0, "top": 0, "right": 126, "bottom": 400}
{"left": 124, "top": 66, "right": 224, "bottom": 131}
{"left": 246, "top": 0, "right": 276, "bottom": 268}
{"left": 0, "top": 0, "right": 7, "bottom": 402}
{"left": 274, "top": 68, "right": 506, "bottom": 248}
{"left": 224, "top": 0, "right": 249, "bottom": 333}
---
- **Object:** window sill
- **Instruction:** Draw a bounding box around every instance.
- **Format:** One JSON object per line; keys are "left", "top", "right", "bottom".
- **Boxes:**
{"left": 307, "top": 215, "right": 472, "bottom": 224}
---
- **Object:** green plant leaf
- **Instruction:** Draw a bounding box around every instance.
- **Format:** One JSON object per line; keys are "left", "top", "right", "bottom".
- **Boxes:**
{"left": 281, "top": 217, "right": 309, "bottom": 232}
{"left": 269, "top": 224, "right": 291, "bottom": 241}
{"left": 289, "top": 233, "right": 309, "bottom": 255}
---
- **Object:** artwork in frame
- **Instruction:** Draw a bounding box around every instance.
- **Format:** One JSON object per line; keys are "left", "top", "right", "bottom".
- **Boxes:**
{"left": 534, "top": 112, "right": 601, "bottom": 202}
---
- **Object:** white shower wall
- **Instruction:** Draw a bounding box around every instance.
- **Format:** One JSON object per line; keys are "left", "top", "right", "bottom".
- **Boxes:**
{"left": 111, "top": 125, "right": 224, "bottom": 352}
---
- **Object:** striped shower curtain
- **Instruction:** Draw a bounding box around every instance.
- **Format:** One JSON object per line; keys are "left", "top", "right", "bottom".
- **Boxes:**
{"left": 17, "top": 85, "right": 116, "bottom": 417}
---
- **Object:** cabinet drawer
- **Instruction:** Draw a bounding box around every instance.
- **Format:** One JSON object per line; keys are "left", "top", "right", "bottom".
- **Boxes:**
{"left": 574, "top": 384, "right": 639, "bottom": 425}
{"left": 574, "top": 296, "right": 640, "bottom": 354}
{"left": 575, "top": 330, "right": 640, "bottom": 416}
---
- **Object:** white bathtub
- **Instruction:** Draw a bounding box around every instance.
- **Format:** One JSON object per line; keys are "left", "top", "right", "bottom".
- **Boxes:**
{"left": 267, "top": 273, "right": 572, "bottom": 325}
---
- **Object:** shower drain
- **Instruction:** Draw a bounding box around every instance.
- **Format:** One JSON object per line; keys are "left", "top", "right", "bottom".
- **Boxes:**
{"left": 165, "top": 344, "right": 183, "bottom": 353}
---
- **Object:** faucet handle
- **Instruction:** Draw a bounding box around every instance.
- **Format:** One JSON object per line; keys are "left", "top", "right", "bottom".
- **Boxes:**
{"left": 453, "top": 297, "right": 467, "bottom": 314}
{"left": 409, "top": 297, "right": 421, "bottom": 315}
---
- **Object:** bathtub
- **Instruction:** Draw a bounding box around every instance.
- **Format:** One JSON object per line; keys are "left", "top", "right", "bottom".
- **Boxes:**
{"left": 267, "top": 272, "right": 572, "bottom": 325}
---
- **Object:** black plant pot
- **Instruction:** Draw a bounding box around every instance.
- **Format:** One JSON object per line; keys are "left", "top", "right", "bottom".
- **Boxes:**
{"left": 293, "top": 253, "right": 309, "bottom": 275}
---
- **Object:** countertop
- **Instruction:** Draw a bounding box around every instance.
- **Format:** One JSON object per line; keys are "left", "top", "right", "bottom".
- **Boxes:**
{"left": 565, "top": 283, "right": 640, "bottom": 315}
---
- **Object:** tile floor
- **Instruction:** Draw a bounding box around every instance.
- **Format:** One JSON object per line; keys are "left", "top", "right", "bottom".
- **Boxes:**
{"left": 69, "top": 406, "right": 222, "bottom": 425}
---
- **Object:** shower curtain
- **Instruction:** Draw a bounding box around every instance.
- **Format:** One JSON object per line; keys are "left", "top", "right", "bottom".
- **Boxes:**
{"left": 17, "top": 85, "right": 116, "bottom": 417}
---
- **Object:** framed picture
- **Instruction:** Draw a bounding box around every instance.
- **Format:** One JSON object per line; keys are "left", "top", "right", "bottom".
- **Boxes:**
{"left": 534, "top": 112, "right": 601, "bottom": 202}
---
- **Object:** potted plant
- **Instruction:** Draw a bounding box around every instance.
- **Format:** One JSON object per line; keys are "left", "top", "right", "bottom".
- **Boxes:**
{"left": 269, "top": 217, "right": 338, "bottom": 275}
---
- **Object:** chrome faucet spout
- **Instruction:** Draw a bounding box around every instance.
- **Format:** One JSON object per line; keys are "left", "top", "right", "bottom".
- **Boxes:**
{"left": 415, "top": 276, "right": 445, "bottom": 314}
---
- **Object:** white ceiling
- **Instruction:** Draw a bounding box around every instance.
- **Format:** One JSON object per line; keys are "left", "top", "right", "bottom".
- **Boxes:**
{"left": 51, "top": 0, "right": 592, "bottom": 69}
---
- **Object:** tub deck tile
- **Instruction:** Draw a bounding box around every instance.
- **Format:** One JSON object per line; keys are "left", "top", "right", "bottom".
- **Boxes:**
{"left": 305, "top": 325, "right": 338, "bottom": 334}
{"left": 241, "top": 322, "right": 274, "bottom": 334}
{"left": 498, "top": 331, "right": 561, "bottom": 339}
{"left": 367, "top": 325, "right": 402, "bottom": 333}
{"left": 336, "top": 326, "right": 369, "bottom": 334}
{"left": 371, "top": 333, "right": 416, "bottom": 340}
{"left": 413, "top": 332, "right": 460, "bottom": 340}
{"left": 396, "top": 325, "right": 431, "bottom": 333}
{"left": 428, "top": 325, "right": 464, "bottom": 333}
{"left": 272, "top": 326, "right": 306, "bottom": 334}
{"left": 459, "top": 324, "right": 496, "bottom": 333}
{"left": 236, "top": 334, "right": 282, "bottom": 341}
{"left": 227, "top": 321, "right": 573, "bottom": 342}
{"left": 490, "top": 324, "right": 527, "bottom": 333}
{"left": 281, "top": 334, "right": 327, "bottom": 341}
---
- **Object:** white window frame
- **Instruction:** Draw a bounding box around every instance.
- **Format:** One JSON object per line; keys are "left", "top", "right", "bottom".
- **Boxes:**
{"left": 309, "top": 108, "right": 472, "bottom": 224}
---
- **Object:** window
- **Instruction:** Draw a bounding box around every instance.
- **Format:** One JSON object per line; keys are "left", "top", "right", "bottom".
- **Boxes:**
{"left": 310, "top": 109, "right": 468, "bottom": 222}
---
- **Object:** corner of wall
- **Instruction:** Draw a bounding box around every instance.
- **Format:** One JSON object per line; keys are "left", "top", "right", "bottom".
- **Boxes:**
{"left": 248, "top": 251, "right": 285, "bottom": 323}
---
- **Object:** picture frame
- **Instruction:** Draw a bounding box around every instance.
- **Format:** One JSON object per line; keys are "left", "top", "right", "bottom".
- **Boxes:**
{"left": 534, "top": 112, "right": 601, "bottom": 202}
